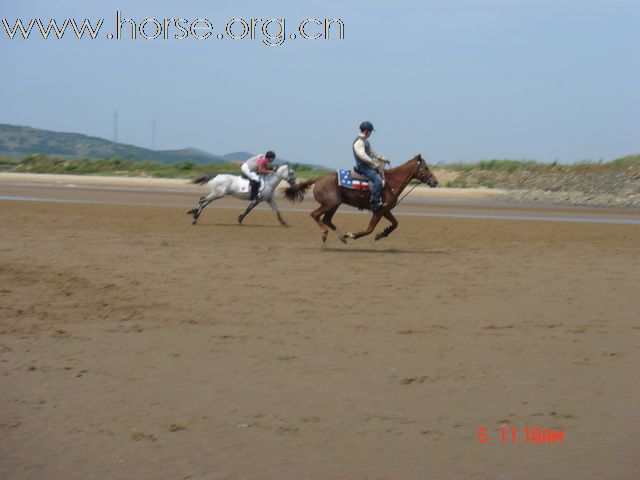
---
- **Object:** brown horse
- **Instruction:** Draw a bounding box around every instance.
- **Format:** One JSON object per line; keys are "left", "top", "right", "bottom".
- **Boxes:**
{"left": 283, "top": 154, "right": 438, "bottom": 243}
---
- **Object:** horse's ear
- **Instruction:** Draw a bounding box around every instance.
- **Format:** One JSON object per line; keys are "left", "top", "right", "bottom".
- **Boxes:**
{"left": 417, "top": 154, "right": 423, "bottom": 162}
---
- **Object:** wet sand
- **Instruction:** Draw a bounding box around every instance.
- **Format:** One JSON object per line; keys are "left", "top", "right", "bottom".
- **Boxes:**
{"left": 1, "top": 176, "right": 639, "bottom": 479}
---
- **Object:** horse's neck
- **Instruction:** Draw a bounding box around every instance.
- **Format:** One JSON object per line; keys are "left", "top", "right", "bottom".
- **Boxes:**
{"left": 264, "top": 168, "right": 286, "bottom": 188}
{"left": 386, "top": 161, "right": 415, "bottom": 193}
{"left": 268, "top": 168, "right": 286, "bottom": 183}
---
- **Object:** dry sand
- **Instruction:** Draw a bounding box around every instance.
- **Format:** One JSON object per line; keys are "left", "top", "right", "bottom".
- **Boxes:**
{"left": 1, "top": 177, "right": 639, "bottom": 479}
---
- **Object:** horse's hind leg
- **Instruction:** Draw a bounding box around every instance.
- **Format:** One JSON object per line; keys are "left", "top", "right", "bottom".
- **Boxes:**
{"left": 237, "top": 199, "right": 259, "bottom": 225}
{"left": 310, "top": 205, "right": 332, "bottom": 243}
{"left": 189, "top": 192, "right": 221, "bottom": 225}
{"left": 322, "top": 207, "right": 347, "bottom": 244}
{"left": 375, "top": 210, "right": 399, "bottom": 241}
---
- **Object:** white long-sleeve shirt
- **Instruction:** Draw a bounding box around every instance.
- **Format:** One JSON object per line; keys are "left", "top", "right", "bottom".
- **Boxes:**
{"left": 353, "top": 134, "right": 382, "bottom": 168}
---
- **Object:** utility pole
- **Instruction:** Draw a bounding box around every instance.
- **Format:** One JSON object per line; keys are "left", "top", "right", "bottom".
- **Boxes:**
{"left": 151, "top": 118, "right": 156, "bottom": 150}
{"left": 113, "top": 111, "right": 118, "bottom": 143}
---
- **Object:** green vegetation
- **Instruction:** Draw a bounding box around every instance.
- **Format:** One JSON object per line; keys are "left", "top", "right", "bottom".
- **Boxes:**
{"left": 609, "top": 154, "right": 640, "bottom": 168}
{"left": 435, "top": 154, "right": 640, "bottom": 190}
{"left": 443, "top": 155, "right": 640, "bottom": 172}
{"left": 0, "top": 154, "right": 331, "bottom": 179}
{"left": 445, "top": 159, "right": 539, "bottom": 172}
{"left": 1, "top": 153, "right": 637, "bottom": 185}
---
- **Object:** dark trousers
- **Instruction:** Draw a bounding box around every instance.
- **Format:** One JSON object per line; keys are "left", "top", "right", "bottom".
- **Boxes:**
{"left": 250, "top": 180, "right": 260, "bottom": 200}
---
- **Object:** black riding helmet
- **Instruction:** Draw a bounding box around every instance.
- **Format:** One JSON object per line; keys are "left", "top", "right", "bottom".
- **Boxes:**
{"left": 359, "top": 121, "right": 374, "bottom": 132}
{"left": 265, "top": 151, "right": 276, "bottom": 159}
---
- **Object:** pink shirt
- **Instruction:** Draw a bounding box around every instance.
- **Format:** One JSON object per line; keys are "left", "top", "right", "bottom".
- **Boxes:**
{"left": 257, "top": 155, "right": 269, "bottom": 170}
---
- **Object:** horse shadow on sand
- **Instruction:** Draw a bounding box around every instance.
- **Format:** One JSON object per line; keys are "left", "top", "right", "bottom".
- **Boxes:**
{"left": 303, "top": 246, "right": 449, "bottom": 255}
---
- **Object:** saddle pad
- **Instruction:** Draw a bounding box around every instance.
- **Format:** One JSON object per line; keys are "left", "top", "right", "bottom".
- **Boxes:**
{"left": 337, "top": 169, "right": 370, "bottom": 190}
{"left": 237, "top": 178, "right": 250, "bottom": 193}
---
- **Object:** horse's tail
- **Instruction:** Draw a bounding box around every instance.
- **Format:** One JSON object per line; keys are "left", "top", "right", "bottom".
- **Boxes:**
{"left": 191, "top": 174, "right": 215, "bottom": 185}
{"left": 283, "top": 178, "right": 317, "bottom": 203}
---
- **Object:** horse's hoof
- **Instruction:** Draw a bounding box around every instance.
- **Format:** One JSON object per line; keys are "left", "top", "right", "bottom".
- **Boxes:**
{"left": 281, "top": 223, "right": 289, "bottom": 228}
{"left": 374, "top": 233, "right": 384, "bottom": 241}
{"left": 192, "top": 220, "right": 197, "bottom": 225}
{"left": 344, "top": 232, "right": 356, "bottom": 241}
{"left": 187, "top": 209, "right": 194, "bottom": 214}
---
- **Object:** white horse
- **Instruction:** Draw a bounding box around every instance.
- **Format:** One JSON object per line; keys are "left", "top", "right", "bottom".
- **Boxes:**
{"left": 187, "top": 163, "right": 297, "bottom": 226}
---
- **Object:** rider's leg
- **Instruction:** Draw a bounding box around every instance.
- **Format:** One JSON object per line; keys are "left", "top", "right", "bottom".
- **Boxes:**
{"left": 250, "top": 180, "right": 260, "bottom": 200}
{"left": 241, "top": 164, "right": 261, "bottom": 200}
{"left": 358, "top": 163, "right": 383, "bottom": 206}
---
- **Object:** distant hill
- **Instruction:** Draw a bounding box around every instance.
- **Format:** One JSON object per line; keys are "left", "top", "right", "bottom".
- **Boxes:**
{"left": 0, "top": 124, "right": 224, "bottom": 164}
{"left": 221, "top": 151, "right": 255, "bottom": 162}
{"left": 0, "top": 124, "right": 332, "bottom": 170}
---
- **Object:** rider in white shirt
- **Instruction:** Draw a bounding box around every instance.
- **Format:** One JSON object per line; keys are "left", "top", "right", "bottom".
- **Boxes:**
{"left": 353, "top": 122, "right": 389, "bottom": 209}
{"left": 241, "top": 150, "right": 276, "bottom": 199}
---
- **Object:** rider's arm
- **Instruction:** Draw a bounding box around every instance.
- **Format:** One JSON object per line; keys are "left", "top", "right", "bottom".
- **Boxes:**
{"left": 353, "top": 138, "right": 377, "bottom": 168}
{"left": 369, "top": 147, "right": 389, "bottom": 164}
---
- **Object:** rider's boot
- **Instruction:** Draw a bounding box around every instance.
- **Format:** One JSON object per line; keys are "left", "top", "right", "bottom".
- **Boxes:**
{"left": 257, "top": 179, "right": 265, "bottom": 200}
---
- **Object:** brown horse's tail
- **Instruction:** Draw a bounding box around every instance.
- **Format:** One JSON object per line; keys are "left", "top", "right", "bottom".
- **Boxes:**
{"left": 283, "top": 178, "right": 317, "bottom": 202}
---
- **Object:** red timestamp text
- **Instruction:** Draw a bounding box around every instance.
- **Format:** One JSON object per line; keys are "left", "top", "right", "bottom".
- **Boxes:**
{"left": 477, "top": 427, "right": 564, "bottom": 445}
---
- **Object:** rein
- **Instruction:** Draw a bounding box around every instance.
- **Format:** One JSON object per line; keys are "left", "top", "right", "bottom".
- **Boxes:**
{"left": 386, "top": 160, "right": 422, "bottom": 207}
{"left": 395, "top": 181, "right": 421, "bottom": 206}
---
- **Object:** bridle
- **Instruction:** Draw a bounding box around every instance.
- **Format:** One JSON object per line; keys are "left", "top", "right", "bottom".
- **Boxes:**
{"left": 285, "top": 164, "right": 296, "bottom": 185}
{"left": 388, "top": 157, "right": 433, "bottom": 206}
{"left": 270, "top": 163, "right": 296, "bottom": 185}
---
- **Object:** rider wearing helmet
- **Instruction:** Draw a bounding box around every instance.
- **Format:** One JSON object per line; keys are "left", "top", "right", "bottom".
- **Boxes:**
{"left": 241, "top": 150, "right": 276, "bottom": 200}
{"left": 353, "top": 121, "right": 389, "bottom": 210}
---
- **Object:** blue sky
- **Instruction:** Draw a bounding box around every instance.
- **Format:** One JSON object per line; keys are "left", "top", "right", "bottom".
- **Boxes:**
{"left": 1, "top": 0, "right": 638, "bottom": 167}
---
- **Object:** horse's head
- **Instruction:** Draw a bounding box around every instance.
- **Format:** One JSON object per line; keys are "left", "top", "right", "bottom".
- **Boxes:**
{"left": 276, "top": 162, "right": 297, "bottom": 186}
{"left": 412, "top": 154, "right": 438, "bottom": 188}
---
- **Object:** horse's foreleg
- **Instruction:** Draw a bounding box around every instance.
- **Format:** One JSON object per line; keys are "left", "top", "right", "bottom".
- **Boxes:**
{"left": 237, "top": 199, "right": 259, "bottom": 225}
{"left": 375, "top": 211, "right": 399, "bottom": 241}
{"left": 346, "top": 212, "right": 384, "bottom": 240}
{"left": 267, "top": 199, "right": 288, "bottom": 227}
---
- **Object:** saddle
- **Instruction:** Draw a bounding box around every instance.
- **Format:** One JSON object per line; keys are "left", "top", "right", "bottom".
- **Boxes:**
{"left": 337, "top": 169, "right": 370, "bottom": 190}
{"left": 236, "top": 178, "right": 249, "bottom": 192}
{"left": 239, "top": 176, "right": 262, "bottom": 199}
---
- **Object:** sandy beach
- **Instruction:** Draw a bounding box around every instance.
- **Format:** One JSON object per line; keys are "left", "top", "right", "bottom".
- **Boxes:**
{"left": 1, "top": 173, "right": 639, "bottom": 479}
